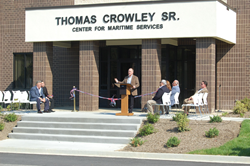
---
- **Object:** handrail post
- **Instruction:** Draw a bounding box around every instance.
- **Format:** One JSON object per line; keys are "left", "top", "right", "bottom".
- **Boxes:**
{"left": 72, "top": 86, "right": 78, "bottom": 112}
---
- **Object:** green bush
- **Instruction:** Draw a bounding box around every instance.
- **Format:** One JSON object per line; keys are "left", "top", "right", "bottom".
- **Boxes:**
{"left": 166, "top": 136, "right": 181, "bottom": 148}
{"left": 240, "top": 97, "right": 250, "bottom": 111}
{"left": 177, "top": 113, "right": 190, "bottom": 132}
{"left": 0, "top": 122, "right": 4, "bottom": 131}
{"left": 240, "top": 113, "right": 244, "bottom": 118}
{"left": 0, "top": 105, "right": 3, "bottom": 112}
{"left": 209, "top": 115, "right": 222, "bottom": 123}
{"left": 221, "top": 112, "right": 228, "bottom": 116}
{"left": 139, "top": 123, "right": 157, "bottom": 136}
{"left": 172, "top": 113, "right": 184, "bottom": 122}
{"left": 130, "top": 137, "right": 145, "bottom": 147}
{"left": 11, "top": 103, "right": 19, "bottom": 110}
{"left": 205, "top": 127, "right": 219, "bottom": 138}
{"left": 4, "top": 113, "right": 17, "bottom": 122}
{"left": 146, "top": 113, "right": 160, "bottom": 123}
{"left": 233, "top": 101, "right": 247, "bottom": 114}
{"left": 6, "top": 105, "right": 11, "bottom": 111}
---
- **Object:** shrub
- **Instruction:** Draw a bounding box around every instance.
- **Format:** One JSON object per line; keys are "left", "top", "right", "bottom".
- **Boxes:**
{"left": 221, "top": 112, "right": 228, "bottom": 116}
{"left": 172, "top": 113, "right": 183, "bottom": 122}
{"left": 6, "top": 105, "right": 11, "bottom": 111}
{"left": 139, "top": 123, "right": 157, "bottom": 136}
{"left": 240, "top": 97, "right": 250, "bottom": 111}
{"left": 166, "top": 136, "right": 181, "bottom": 148}
{"left": 240, "top": 113, "right": 244, "bottom": 118}
{"left": 177, "top": 113, "right": 190, "bottom": 132}
{"left": 209, "top": 115, "right": 222, "bottom": 123}
{"left": 130, "top": 137, "right": 145, "bottom": 147}
{"left": 11, "top": 103, "right": 19, "bottom": 110}
{"left": 0, "top": 122, "right": 4, "bottom": 131}
{"left": 205, "top": 127, "right": 219, "bottom": 138}
{"left": 0, "top": 105, "right": 3, "bottom": 112}
{"left": 4, "top": 113, "right": 17, "bottom": 122}
{"left": 146, "top": 113, "right": 160, "bottom": 123}
{"left": 233, "top": 101, "right": 247, "bottom": 114}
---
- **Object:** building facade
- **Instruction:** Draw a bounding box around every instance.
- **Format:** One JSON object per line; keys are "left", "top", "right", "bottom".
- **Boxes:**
{"left": 0, "top": 0, "right": 249, "bottom": 112}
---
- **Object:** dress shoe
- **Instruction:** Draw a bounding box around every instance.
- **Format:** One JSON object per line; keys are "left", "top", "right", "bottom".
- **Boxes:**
{"left": 43, "top": 110, "right": 50, "bottom": 113}
{"left": 37, "top": 111, "right": 43, "bottom": 114}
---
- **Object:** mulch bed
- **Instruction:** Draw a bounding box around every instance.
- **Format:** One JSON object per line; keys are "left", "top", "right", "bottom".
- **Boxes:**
{"left": 122, "top": 119, "right": 241, "bottom": 154}
{"left": 221, "top": 111, "right": 250, "bottom": 118}
{"left": 0, "top": 114, "right": 22, "bottom": 141}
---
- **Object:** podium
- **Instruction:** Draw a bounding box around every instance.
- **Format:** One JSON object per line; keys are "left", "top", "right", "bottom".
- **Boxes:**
{"left": 115, "top": 83, "right": 134, "bottom": 116}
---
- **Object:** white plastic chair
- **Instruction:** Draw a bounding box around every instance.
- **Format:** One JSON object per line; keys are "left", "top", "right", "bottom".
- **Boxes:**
{"left": 3, "top": 91, "right": 12, "bottom": 109}
{"left": 20, "top": 91, "right": 30, "bottom": 109}
{"left": 202, "top": 93, "right": 209, "bottom": 114}
{"left": 12, "top": 90, "right": 21, "bottom": 110}
{"left": 28, "top": 91, "right": 37, "bottom": 110}
{"left": 172, "top": 92, "right": 180, "bottom": 109}
{"left": 182, "top": 93, "right": 203, "bottom": 117}
{"left": 153, "top": 92, "right": 172, "bottom": 114}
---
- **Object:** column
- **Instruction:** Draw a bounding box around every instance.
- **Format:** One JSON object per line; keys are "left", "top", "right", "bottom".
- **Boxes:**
{"left": 79, "top": 41, "right": 99, "bottom": 111}
{"left": 196, "top": 38, "right": 216, "bottom": 113}
{"left": 33, "top": 42, "right": 53, "bottom": 95}
{"left": 141, "top": 39, "right": 161, "bottom": 109}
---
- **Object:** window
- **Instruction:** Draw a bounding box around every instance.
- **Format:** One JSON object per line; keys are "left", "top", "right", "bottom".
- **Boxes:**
{"left": 14, "top": 53, "right": 33, "bottom": 89}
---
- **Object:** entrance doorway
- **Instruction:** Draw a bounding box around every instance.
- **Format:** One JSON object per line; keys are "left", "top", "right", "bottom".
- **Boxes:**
{"left": 161, "top": 45, "right": 196, "bottom": 104}
{"left": 99, "top": 45, "right": 141, "bottom": 108}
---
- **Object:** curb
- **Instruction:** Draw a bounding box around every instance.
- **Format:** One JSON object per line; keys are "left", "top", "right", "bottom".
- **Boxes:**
{"left": 0, "top": 147, "right": 249, "bottom": 164}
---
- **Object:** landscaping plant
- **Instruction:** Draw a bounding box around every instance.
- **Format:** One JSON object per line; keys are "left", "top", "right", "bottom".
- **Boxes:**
{"left": 139, "top": 123, "right": 157, "bottom": 136}
{"left": 172, "top": 113, "right": 183, "bottom": 122}
{"left": 205, "top": 127, "right": 219, "bottom": 138}
{"left": 209, "top": 115, "right": 222, "bottom": 123}
{"left": 146, "top": 113, "right": 160, "bottom": 123}
{"left": 6, "top": 105, "right": 11, "bottom": 111}
{"left": 240, "top": 97, "right": 250, "bottom": 111}
{"left": 233, "top": 101, "right": 247, "bottom": 114}
{"left": 176, "top": 113, "right": 190, "bottom": 132}
{"left": 0, "top": 122, "right": 4, "bottom": 131}
{"left": 240, "top": 113, "right": 244, "bottom": 118}
{"left": 166, "top": 136, "right": 181, "bottom": 148}
{"left": 221, "top": 112, "right": 228, "bottom": 116}
{"left": 4, "top": 113, "right": 17, "bottom": 122}
{"left": 130, "top": 137, "right": 145, "bottom": 147}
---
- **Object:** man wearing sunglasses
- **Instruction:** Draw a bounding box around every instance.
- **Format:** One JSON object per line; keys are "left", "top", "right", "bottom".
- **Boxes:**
{"left": 182, "top": 81, "right": 209, "bottom": 115}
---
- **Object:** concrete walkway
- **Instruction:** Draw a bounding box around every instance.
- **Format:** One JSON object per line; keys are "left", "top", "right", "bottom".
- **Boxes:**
{"left": 0, "top": 109, "right": 250, "bottom": 164}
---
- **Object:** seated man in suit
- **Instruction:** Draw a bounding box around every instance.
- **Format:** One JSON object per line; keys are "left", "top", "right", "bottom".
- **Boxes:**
{"left": 147, "top": 80, "right": 170, "bottom": 114}
{"left": 41, "top": 81, "right": 55, "bottom": 112}
{"left": 170, "top": 80, "right": 180, "bottom": 106}
{"left": 182, "top": 81, "right": 209, "bottom": 115}
{"left": 30, "top": 80, "right": 50, "bottom": 114}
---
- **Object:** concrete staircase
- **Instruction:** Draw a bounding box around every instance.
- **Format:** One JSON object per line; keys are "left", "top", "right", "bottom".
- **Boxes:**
{"left": 9, "top": 115, "right": 142, "bottom": 144}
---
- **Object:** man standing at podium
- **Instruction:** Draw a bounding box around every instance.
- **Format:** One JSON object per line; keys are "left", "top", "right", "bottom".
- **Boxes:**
{"left": 114, "top": 68, "right": 140, "bottom": 113}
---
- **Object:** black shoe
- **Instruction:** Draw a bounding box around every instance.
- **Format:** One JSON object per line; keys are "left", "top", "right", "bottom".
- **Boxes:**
{"left": 166, "top": 112, "right": 169, "bottom": 114}
{"left": 38, "top": 111, "right": 43, "bottom": 114}
{"left": 43, "top": 110, "right": 50, "bottom": 113}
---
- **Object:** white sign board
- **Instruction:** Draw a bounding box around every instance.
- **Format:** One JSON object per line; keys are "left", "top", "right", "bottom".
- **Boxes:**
{"left": 25, "top": 0, "right": 236, "bottom": 44}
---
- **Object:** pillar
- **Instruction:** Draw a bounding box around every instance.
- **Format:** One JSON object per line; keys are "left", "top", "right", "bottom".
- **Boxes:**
{"left": 141, "top": 39, "right": 161, "bottom": 109}
{"left": 33, "top": 42, "right": 53, "bottom": 95}
{"left": 196, "top": 38, "right": 216, "bottom": 113}
{"left": 79, "top": 41, "right": 99, "bottom": 111}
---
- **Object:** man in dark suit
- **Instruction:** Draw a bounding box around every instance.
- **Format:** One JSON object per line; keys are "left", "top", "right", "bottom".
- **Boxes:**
{"left": 41, "top": 81, "right": 55, "bottom": 112}
{"left": 114, "top": 68, "right": 140, "bottom": 113}
{"left": 30, "top": 80, "right": 50, "bottom": 114}
{"left": 147, "top": 80, "right": 170, "bottom": 114}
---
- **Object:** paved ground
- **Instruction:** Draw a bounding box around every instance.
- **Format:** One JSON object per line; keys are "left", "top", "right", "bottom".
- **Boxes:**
{"left": 0, "top": 153, "right": 248, "bottom": 166}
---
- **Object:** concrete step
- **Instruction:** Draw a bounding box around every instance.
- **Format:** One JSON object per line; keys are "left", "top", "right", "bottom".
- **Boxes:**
{"left": 8, "top": 133, "right": 131, "bottom": 144}
{"left": 13, "top": 127, "right": 137, "bottom": 137}
{"left": 21, "top": 116, "right": 142, "bottom": 124}
{"left": 17, "top": 121, "right": 140, "bottom": 130}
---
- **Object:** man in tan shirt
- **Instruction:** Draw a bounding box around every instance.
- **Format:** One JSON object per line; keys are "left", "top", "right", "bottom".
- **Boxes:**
{"left": 114, "top": 68, "right": 140, "bottom": 113}
{"left": 183, "top": 81, "right": 209, "bottom": 115}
